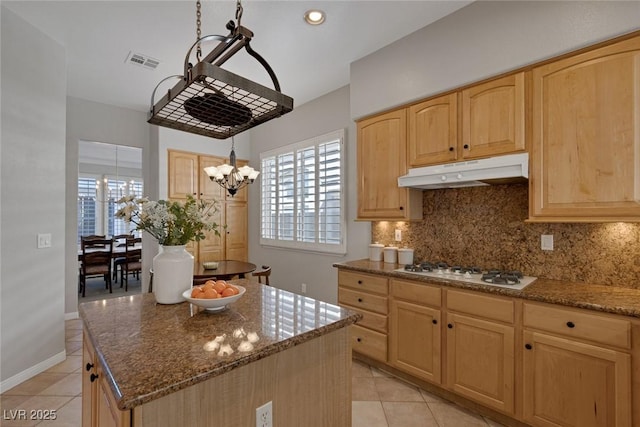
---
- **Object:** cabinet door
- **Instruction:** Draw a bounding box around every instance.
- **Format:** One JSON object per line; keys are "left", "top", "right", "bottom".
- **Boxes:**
{"left": 408, "top": 93, "right": 458, "bottom": 166}
{"left": 446, "top": 313, "right": 515, "bottom": 415}
{"left": 389, "top": 299, "right": 441, "bottom": 384}
{"left": 461, "top": 72, "right": 525, "bottom": 159}
{"left": 357, "top": 109, "right": 411, "bottom": 220}
{"left": 224, "top": 201, "right": 248, "bottom": 261}
{"left": 198, "top": 206, "right": 224, "bottom": 262}
{"left": 523, "top": 331, "right": 631, "bottom": 427}
{"left": 96, "top": 365, "right": 130, "bottom": 427}
{"left": 530, "top": 35, "right": 640, "bottom": 221}
{"left": 82, "top": 336, "right": 96, "bottom": 427}
{"left": 168, "top": 150, "right": 198, "bottom": 199}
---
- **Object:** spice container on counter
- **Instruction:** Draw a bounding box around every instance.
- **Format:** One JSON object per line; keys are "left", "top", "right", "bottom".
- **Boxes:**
{"left": 369, "top": 242, "right": 384, "bottom": 261}
{"left": 383, "top": 246, "right": 398, "bottom": 264}
{"left": 397, "top": 247, "right": 414, "bottom": 265}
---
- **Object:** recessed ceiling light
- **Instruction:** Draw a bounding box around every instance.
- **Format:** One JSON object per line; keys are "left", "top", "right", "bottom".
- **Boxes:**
{"left": 304, "top": 9, "right": 325, "bottom": 25}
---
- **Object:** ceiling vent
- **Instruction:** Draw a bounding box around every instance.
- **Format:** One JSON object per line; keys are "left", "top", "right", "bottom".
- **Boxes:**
{"left": 126, "top": 51, "right": 160, "bottom": 70}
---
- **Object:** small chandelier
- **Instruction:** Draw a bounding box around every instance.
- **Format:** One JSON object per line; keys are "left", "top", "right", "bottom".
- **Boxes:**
{"left": 204, "top": 138, "right": 260, "bottom": 197}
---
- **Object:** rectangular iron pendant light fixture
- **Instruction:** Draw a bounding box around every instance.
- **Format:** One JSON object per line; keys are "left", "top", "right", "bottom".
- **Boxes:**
{"left": 148, "top": 1, "right": 294, "bottom": 139}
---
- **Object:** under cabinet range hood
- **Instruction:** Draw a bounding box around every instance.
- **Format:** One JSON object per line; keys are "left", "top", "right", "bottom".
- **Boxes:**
{"left": 398, "top": 153, "right": 529, "bottom": 190}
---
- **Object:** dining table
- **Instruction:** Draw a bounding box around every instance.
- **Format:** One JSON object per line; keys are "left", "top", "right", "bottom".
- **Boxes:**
{"left": 193, "top": 260, "right": 257, "bottom": 281}
{"left": 77, "top": 243, "right": 143, "bottom": 261}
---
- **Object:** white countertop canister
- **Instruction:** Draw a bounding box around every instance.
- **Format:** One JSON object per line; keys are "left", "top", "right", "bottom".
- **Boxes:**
{"left": 383, "top": 246, "right": 398, "bottom": 264}
{"left": 369, "top": 243, "right": 384, "bottom": 261}
{"left": 397, "top": 248, "right": 414, "bottom": 265}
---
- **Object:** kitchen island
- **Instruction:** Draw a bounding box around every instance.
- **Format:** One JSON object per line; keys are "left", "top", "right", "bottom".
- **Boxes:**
{"left": 79, "top": 279, "right": 360, "bottom": 427}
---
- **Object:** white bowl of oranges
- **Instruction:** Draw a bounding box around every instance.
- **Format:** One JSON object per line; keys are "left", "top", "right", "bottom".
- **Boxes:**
{"left": 182, "top": 280, "right": 245, "bottom": 312}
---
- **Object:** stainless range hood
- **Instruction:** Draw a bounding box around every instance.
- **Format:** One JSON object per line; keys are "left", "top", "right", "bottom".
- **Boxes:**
{"left": 398, "top": 153, "right": 529, "bottom": 189}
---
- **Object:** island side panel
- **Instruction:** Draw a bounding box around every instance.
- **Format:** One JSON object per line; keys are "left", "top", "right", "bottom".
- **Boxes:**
{"left": 133, "top": 328, "right": 352, "bottom": 427}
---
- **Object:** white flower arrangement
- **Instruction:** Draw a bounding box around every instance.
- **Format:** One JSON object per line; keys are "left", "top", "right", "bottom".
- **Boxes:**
{"left": 115, "top": 194, "right": 219, "bottom": 246}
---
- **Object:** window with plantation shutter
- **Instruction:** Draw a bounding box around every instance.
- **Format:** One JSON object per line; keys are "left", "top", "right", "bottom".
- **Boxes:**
{"left": 260, "top": 129, "right": 346, "bottom": 254}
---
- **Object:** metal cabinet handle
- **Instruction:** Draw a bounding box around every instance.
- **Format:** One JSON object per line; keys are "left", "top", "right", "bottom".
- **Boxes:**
{"left": 449, "top": 147, "right": 454, "bottom": 152}
{"left": 566, "top": 321, "right": 575, "bottom": 328}
{"left": 525, "top": 343, "right": 532, "bottom": 350}
{"left": 357, "top": 298, "right": 363, "bottom": 303}
{"left": 447, "top": 323, "right": 453, "bottom": 329}
{"left": 432, "top": 319, "right": 438, "bottom": 325}
{"left": 85, "top": 363, "right": 94, "bottom": 372}
{"left": 90, "top": 373, "right": 99, "bottom": 382}
{"left": 357, "top": 280, "right": 362, "bottom": 284}
{"left": 463, "top": 144, "right": 469, "bottom": 149}
{"left": 356, "top": 338, "right": 362, "bottom": 342}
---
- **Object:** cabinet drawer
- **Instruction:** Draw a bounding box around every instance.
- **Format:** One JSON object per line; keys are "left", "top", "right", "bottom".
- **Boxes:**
{"left": 523, "top": 303, "right": 631, "bottom": 349}
{"left": 342, "top": 304, "right": 387, "bottom": 333}
{"left": 339, "top": 287, "right": 388, "bottom": 315}
{"left": 391, "top": 279, "right": 441, "bottom": 307}
{"left": 446, "top": 290, "right": 514, "bottom": 324}
{"left": 350, "top": 324, "right": 387, "bottom": 362}
{"left": 338, "top": 270, "right": 388, "bottom": 295}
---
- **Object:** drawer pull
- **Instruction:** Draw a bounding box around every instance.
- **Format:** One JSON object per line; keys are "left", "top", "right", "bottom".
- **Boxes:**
{"left": 85, "top": 362, "right": 94, "bottom": 372}
{"left": 90, "top": 373, "right": 99, "bottom": 382}
{"left": 449, "top": 147, "right": 454, "bottom": 152}
{"left": 356, "top": 338, "right": 362, "bottom": 342}
{"left": 432, "top": 319, "right": 438, "bottom": 325}
{"left": 357, "top": 280, "right": 362, "bottom": 284}
{"left": 525, "top": 343, "right": 532, "bottom": 350}
{"left": 463, "top": 144, "right": 469, "bottom": 149}
{"left": 566, "top": 321, "right": 575, "bottom": 328}
{"left": 447, "top": 323, "right": 453, "bottom": 329}
{"left": 358, "top": 298, "right": 363, "bottom": 303}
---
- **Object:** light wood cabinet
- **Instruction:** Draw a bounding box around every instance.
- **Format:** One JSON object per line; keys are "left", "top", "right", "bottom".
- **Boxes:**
{"left": 529, "top": 35, "right": 640, "bottom": 222}
{"left": 445, "top": 290, "right": 515, "bottom": 415}
{"left": 83, "top": 333, "right": 130, "bottom": 427}
{"left": 389, "top": 279, "right": 442, "bottom": 384}
{"left": 356, "top": 109, "right": 422, "bottom": 220}
{"left": 522, "top": 302, "right": 632, "bottom": 427}
{"left": 338, "top": 270, "right": 388, "bottom": 361}
{"left": 168, "top": 150, "right": 248, "bottom": 262}
{"left": 408, "top": 72, "right": 526, "bottom": 168}
{"left": 408, "top": 94, "right": 458, "bottom": 166}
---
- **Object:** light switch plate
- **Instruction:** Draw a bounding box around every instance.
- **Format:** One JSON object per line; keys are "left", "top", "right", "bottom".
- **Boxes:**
{"left": 541, "top": 234, "right": 553, "bottom": 251}
{"left": 394, "top": 229, "right": 402, "bottom": 242}
{"left": 37, "top": 233, "right": 52, "bottom": 249}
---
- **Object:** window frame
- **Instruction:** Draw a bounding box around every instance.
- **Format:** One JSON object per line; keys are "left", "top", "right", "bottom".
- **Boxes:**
{"left": 259, "top": 129, "right": 346, "bottom": 255}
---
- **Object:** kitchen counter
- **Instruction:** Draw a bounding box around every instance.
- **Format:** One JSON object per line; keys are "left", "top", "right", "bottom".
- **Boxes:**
{"left": 79, "top": 279, "right": 360, "bottom": 414}
{"left": 334, "top": 259, "right": 640, "bottom": 318}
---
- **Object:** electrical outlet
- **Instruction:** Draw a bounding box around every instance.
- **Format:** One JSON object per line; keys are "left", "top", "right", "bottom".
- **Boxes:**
{"left": 301, "top": 283, "right": 307, "bottom": 294}
{"left": 37, "top": 233, "right": 52, "bottom": 249}
{"left": 394, "top": 229, "right": 402, "bottom": 242}
{"left": 541, "top": 234, "right": 554, "bottom": 251}
{"left": 256, "top": 401, "right": 272, "bottom": 427}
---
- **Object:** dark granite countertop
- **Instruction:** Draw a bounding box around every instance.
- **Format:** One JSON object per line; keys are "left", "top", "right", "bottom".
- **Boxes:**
{"left": 334, "top": 259, "right": 640, "bottom": 318}
{"left": 79, "top": 279, "right": 360, "bottom": 410}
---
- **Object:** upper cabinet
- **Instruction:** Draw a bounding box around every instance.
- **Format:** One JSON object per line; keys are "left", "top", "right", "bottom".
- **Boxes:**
{"left": 529, "top": 35, "right": 640, "bottom": 222}
{"left": 357, "top": 109, "right": 422, "bottom": 221}
{"left": 408, "top": 72, "right": 526, "bottom": 168}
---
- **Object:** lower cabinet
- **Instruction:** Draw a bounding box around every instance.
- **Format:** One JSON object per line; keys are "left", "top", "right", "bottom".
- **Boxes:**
{"left": 389, "top": 279, "right": 442, "bottom": 384}
{"left": 83, "top": 331, "right": 131, "bottom": 427}
{"left": 445, "top": 290, "right": 515, "bottom": 416}
{"left": 522, "top": 302, "right": 632, "bottom": 427}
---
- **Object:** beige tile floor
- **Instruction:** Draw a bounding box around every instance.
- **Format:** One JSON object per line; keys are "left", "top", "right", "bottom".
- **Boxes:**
{"left": 1, "top": 319, "right": 505, "bottom": 427}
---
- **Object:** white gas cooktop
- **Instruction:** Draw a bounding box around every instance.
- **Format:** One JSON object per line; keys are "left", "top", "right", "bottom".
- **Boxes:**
{"left": 395, "top": 267, "right": 537, "bottom": 290}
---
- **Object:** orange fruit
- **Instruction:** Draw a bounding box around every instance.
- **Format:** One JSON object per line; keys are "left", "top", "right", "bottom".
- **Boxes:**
{"left": 221, "top": 288, "right": 235, "bottom": 297}
{"left": 194, "top": 292, "right": 207, "bottom": 299}
{"left": 190, "top": 287, "right": 204, "bottom": 298}
{"left": 226, "top": 285, "right": 239, "bottom": 295}
{"left": 213, "top": 281, "right": 227, "bottom": 293}
{"left": 205, "top": 280, "right": 216, "bottom": 286}
{"left": 203, "top": 288, "right": 219, "bottom": 299}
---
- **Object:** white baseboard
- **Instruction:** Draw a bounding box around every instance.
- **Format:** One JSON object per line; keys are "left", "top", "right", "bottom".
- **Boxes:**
{"left": 65, "top": 311, "right": 79, "bottom": 320}
{"left": 0, "top": 350, "right": 66, "bottom": 394}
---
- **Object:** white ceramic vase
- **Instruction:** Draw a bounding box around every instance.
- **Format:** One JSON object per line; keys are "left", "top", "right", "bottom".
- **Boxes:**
{"left": 152, "top": 245, "right": 194, "bottom": 304}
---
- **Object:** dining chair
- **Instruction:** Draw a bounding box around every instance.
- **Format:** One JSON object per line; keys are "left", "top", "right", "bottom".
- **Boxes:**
{"left": 79, "top": 238, "right": 113, "bottom": 297}
{"left": 120, "top": 240, "right": 142, "bottom": 291}
{"left": 252, "top": 265, "right": 271, "bottom": 286}
{"left": 81, "top": 235, "right": 107, "bottom": 249}
{"left": 112, "top": 234, "right": 134, "bottom": 283}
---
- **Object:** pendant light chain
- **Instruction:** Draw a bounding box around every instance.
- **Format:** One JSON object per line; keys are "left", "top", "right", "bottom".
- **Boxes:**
{"left": 235, "top": 0, "right": 243, "bottom": 28}
{"left": 196, "top": 0, "right": 202, "bottom": 62}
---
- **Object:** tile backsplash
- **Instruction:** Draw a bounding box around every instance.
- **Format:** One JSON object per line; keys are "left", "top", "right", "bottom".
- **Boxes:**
{"left": 372, "top": 184, "right": 640, "bottom": 289}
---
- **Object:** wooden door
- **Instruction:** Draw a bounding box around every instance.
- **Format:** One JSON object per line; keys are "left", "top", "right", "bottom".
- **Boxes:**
{"left": 224, "top": 201, "right": 248, "bottom": 261}
{"left": 461, "top": 72, "right": 525, "bottom": 159}
{"left": 357, "top": 109, "right": 410, "bottom": 219}
{"left": 530, "top": 35, "right": 640, "bottom": 221}
{"left": 389, "top": 299, "right": 441, "bottom": 384}
{"left": 522, "top": 331, "right": 631, "bottom": 427}
{"left": 446, "top": 313, "right": 515, "bottom": 415}
{"left": 408, "top": 93, "right": 458, "bottom": 166}
{"left": 82, "top": 336, "right": 96, "bottom": 427}
{"left": 168, "top": 150, "right": 198, "bottom": 200}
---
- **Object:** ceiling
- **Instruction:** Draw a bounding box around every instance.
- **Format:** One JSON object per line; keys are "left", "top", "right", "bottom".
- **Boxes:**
{"left": 4, "top": 1, "right": 472, "bottom": 113}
